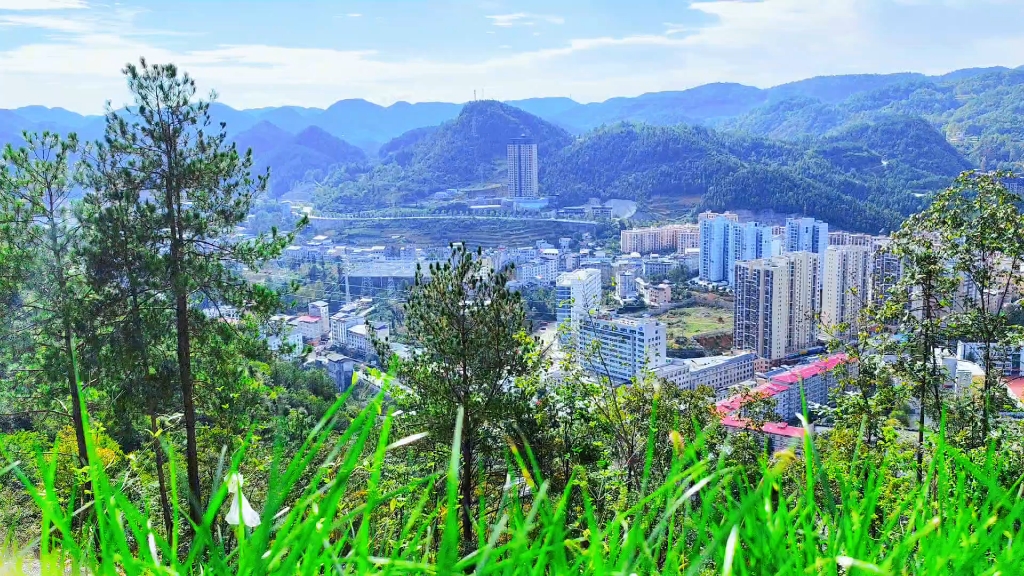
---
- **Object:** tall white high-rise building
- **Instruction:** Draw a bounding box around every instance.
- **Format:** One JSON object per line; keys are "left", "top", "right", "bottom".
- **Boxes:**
{"left": 556, "top": 268, "right": 602, "bottom": 341}
{"left": 507, "top": 136, "right": 539, "bottom": 198}
{"left": 870, "top": 238, "right": 903, "bottom": 305}
{"left": 699, "top": 217, "right": 773, "bottom": 285}
{"left": 578, "top": 315, "right": 668, "bottom": 382}
{"left": 734, "top": 251, "right": 820, "bottom": 361}
{"left": 785, "top": 217, "right": 829, "bottom": 255}
{"left": 820, "top": 245, "right": 872, "bottom": 336}
{"left": 785, "top": 217, "right": 828, "bottom": 279}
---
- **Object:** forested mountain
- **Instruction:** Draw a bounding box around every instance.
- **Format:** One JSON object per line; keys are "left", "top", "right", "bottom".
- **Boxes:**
{"left": 389, "top": 99, "right": 572, "bottom": 183}
{"left": 723, "top": 69, "right": 1024, "bottom": 169}
{"left": 5, "top": 65, "right": 1021, "bottom": 220}
{"left": 232, "top": 123, "right": 367, "bottom": 196}
{"left": 539, "top": 120, "right": 961, "bottom": 232}
{"left": 313, "top": 100, "right": 572, "bottom": 210}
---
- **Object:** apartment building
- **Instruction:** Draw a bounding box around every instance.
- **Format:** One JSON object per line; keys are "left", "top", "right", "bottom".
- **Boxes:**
{"left": 620, "top": 224, "right": 696, "bottom": 255}
{"left": 578, "top": 315, "right": 668, "bottom": 383}
{"left": 870, "top": 239, "right": 903, "bottom": 305}
{"left": 698, "top": 210, "right": 739, "bottom": 223}
{"left": 653, "top": 352, "right": 756, "bottom": 399}
{"left": 734, "top": 251, "right": 820, "bottom": 362}
{"left": 956, "top": 342, "right": 1024, "bottom": 377}
{"left": 635, "top": 279, "right": 672, "bottom": 307}
{"left": 828, "top": 231, "right": 876, "bottom": 247}
{"left": 676, "top": 226, "right": 700, "bottom": 252}
{"left": 820, "top": 245, "right": 872, "bottom": 337}
{"left": 699, "top": 217, "right": 773, "bottom": 286}
{"left": 556, "top": 268, "right": 602, "bottom": 340}
{"left": 785, "top": 217, "right": 829, "bottom": 280}
{"left": 309, "top": 300, "right": 330, "bottom": 335}
{"left": 507, "top": 136, "right": 539, "bottom": 198}
{"left": 615, "top": 271, "right": 637, "bottom": 301}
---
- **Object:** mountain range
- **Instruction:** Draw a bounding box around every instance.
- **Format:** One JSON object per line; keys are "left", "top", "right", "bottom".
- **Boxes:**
{"left": 3, "top": 65, "right": 1021, "bottom": 229}
{"left": 3, "top": 65, "right": 1021, "bottom": 146}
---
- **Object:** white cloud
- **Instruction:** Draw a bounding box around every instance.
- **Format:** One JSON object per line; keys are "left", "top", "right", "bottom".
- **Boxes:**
{"left": 662, "top": 22, "right": 693, "bottom": 36}
{"left": 346, "top": 13, "right": 361, "bottom": 17}
{"left": 2, "top": 0, "right": 1024, "bottom": 113}
{"left": 486, "top": 12, "right": 564, "bottom": 27}
{"left": 0, "top": 0, "right": 86, "bottom": 9}
{"left": 0, "top": 13, "right": 91, "bottom": 31}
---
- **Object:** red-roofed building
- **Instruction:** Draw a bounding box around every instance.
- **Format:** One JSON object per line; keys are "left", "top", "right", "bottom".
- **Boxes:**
{"left": 721, "top": 416, "right": 806, "bottom": 451}
{"left": 1007, "top": 377, "right": 1024, "bottom": 408}
{"left": 295, "top": 315, "right": 324, "bottom": 342}
{"left": 714, "top": 353, "right": 851, "bottom": 452}
{"left": 768, "top": 354, "right": 851, "bottom": 420}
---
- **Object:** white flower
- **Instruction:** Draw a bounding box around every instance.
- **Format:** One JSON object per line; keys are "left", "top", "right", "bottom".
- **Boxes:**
{"left": 224, "top": 472, "right": 261, "bottom": 527}
{"left": 146, "top": 520, "right": 160, "bottom": 564}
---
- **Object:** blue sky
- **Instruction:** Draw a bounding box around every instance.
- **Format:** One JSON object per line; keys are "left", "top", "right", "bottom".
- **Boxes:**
{"left": 1, "top": 0, "right": 1023, "bottom": 113}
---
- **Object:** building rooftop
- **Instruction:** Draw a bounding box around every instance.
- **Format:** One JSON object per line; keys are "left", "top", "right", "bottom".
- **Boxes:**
{"left": 770, "top": 354, "right": 849, "bottom": 384}
{"left": 296, "top": 315, "right": 320, "bottom": 323}
{"left": 347, "top": 260, "right": 427, "bottom": 278}
{"left": 1008, "top": 377, "right": 1024, "bottom": 403}
{"left": 688, "top": 352, "right": 753, "bottom": 371}
{"left": 716, "top": 380, "right": 790, "bottom": 415}
{"left": 722, "top": 417, "right": 806, "bottom": 439}
{"left": 556, "top": 268, "right": 601, "bottom": 285}
{"left": 310, "top": 300, "right": 329, "bottom": 307}
{"left": 583, "top": 314, "right": 660, "bottom": 328}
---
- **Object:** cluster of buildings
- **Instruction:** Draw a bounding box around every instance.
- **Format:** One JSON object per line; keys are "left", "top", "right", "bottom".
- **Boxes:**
{"left": 505, "top": 239, "right": 686, "bottom": 299}
{"left": 268, "top": 299, "right": 389, "bottom": 357}
{"left": 714, "top": 354, "right": 852, "bottom": 451}
{"left": 616, "top": 214, "right": 901, "bottom": 369}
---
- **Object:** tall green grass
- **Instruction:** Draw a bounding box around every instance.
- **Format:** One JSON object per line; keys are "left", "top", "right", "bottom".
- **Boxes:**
{"left": 2, "top": 385, "right": 1023, "bottom": 575}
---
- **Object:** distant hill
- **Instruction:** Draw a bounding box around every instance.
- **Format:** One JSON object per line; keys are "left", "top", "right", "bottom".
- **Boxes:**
{"left": 722, "top": 69, "right": 1024, "bottom": 169}
{"left": 377, "top": 125, "right": 439, "bottom": 166}
{"left": 821, "top": 116, "right": 973, "bottom": 178}
{"left": 552, "top": 83, "right": 761, "bottom": 131}
{"left": 397, "top": 100, "right": 572, "bottom": 187}
{"left": 314, "top": 101, "right": 572, "bottom": 209}
{"left": 232, "top": 123, "right": 367, "bottom": 196}
{"left": 540, "top": 116, "right": 971, "bottom": 233}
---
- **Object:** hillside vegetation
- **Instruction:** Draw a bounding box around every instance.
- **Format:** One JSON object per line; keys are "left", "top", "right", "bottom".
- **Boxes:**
{"left": 541, "top": 117, "right": 964, "bottom": 232}
{"left": 723, "top": 68, "right": 1024, "bottom": 169}
{"left": 232, "top": 123, "right": 368, "bottom": 196}
{"left": 9, "top": 66, "right": 1024, "bottom": 225}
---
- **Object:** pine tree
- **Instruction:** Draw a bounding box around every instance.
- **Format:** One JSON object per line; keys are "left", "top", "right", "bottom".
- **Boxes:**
{"left": 94, "top": 59, "right": 294, "bottom": 524}
{"left": 383, "top": 244, "right": 536, "bottom": 547}
{"left": 1, "top": 132, "right": 91, "bottom": 473}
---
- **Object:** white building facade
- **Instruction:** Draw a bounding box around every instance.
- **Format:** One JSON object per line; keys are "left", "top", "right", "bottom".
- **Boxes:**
{"left": 556, "top": 268, "right": 603, "bottom": 340}
{"left": 734, "top": 251, "right": 820, "bottom": 361}
{"left": 820, "top": 245, "right": 872, "bottom": 336}
{"left": 578, "top": 316, "right": 668, "bottom": 383}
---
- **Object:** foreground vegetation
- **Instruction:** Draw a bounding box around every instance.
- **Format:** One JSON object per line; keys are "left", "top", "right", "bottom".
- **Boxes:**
{"left": 4, "top": 60, "right": 1024, "bottom": 575}
{"left": 4, "top": 384, "right": 1024, "bottom": 575}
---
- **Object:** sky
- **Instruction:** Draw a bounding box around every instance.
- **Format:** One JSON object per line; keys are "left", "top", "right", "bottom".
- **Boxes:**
{"left": 1, "top": 0, "right": 1023, "bottom": 114}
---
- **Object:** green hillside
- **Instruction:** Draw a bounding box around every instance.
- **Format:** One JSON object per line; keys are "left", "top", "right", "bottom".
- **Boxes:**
{"left": 232, "top": 123, "right": 367, "bottom": 196}
{"left": 539, "top": 118, "right": 965, "bottom": 232}
{"left": 314, "top": 100, "right": 572, "bottom": 208}
{"left": 723, "top": 69, "right": 1024, "bottom": 169}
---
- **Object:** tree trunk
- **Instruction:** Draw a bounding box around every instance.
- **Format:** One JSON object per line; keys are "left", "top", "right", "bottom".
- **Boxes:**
{"left": 460, "top": 433, "right": 476, "bottom": 548}
{"left": 982, "top": 339, "right": 992, "bottom": 444}
{"left": 175, "top": 289, "right": 202, "bottom": 525}
{"left": 63, "top": 328, "right": 90, "bottom": 471}
{"left": 151, "top": 409, "right": 174, "bottom": 537}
